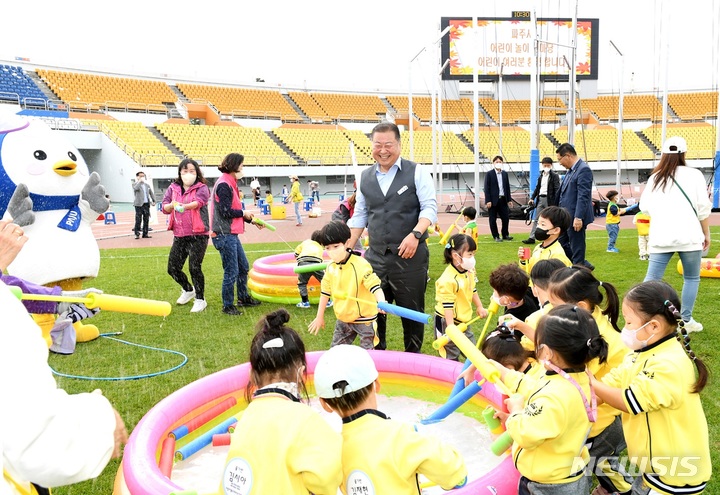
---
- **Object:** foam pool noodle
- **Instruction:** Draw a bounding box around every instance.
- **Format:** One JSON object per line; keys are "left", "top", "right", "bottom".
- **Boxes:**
{"left": 293, "top": 262, "right": 328, "bottom": 274}
{"left": 444, "top": 324, "right": 511, "bottom": 396}
{"left": 10, "top": 288, "right": 172, "bottom": 317}
{"left": 252, "top": 217, "right": 276, "bottom": 231}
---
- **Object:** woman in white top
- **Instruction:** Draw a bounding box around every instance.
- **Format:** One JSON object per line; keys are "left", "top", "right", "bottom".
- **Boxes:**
{"left": 639, "top": 136, "right": 711, "bottom": 332}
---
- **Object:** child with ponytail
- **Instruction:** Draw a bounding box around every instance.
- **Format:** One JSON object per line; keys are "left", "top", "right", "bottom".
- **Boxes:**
{"left": 497, "top": 304, "right": 608, "bottom": 494}
{"left": 592, "top": 280, "right": 711, "bottom": 495}
{"left": 434, "top": 233, "right": 488, "bottom": 360}
{"left": 219, "top": 309, "right": 342, "bottom": 494}
{"left": 502, "top": 265, "right": 633, "bottom": 495}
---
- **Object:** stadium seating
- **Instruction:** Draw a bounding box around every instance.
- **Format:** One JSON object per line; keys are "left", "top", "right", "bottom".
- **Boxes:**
{"left": 640, "top": 123, "right": 717, "bottom": 160}
{"left": 386, "top": 95, "right": 479, "bottom": 124}
{"left": 157, "top": 123, "right": 296, "bottom": 166}
{"left": 177, "top": 84, "right": 300, "bottom": 121}
{"left": 38, "top": 69, "right": 173, "bottom": 113}
{"left": 272, "top": 126, "right": 374, "bottom": 165}
{"left": 462, "top": 126, "right": 557, "bottom": 163}
{"left": 310, "top": 92, "right": 387, "bottom": 122}
{"left": 551, "top": 126, "right": 655, "bottom": 162}
{"left": 668, "top": 92, "right": 718, "bottom": 121}
{"left": 399, "top": 129, "right": 475, "bottom": 164}
{"left": 0, "top": 64, "right": 48, "bottom": 105}
{"left": 579, "top": 94, "right": 665, "bottom": 121}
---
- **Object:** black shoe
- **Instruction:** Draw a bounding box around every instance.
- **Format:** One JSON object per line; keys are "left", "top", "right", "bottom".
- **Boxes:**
{"left": 142, "top": 235, "right": 152, "bottom": 239}
{"left": 135, "top": 234, "right": 140, "bottom": 239}
{"left": 494, "top": 237, "right": 502, "bottom": 242}
{"left": 223, "top": 305, "right": 243, "bottom": 315}
{"left": 522, "top": 238, "right": 536, "bottom": 244}
{"left": 148, "top": 227, "right": 154, "bottom": 232}
{"left": 583, "top": 261, "right": 595, "bottom": 271}
{"left": 502, "top": 236, "right": 514, "bottom": 241}
{"left": 237, "top": 296, "right": 261, "bottom": 307}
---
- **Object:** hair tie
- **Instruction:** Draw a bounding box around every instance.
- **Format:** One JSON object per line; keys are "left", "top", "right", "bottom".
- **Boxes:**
{"left": 445, "top": 243, "right": 451, "bottom": 249}
{"left": 587, "top": 338, "right": 592, "bottom": 347}
{"left": 262, "top": 337, "right": 284, "bottom": 349}
{"left": 598, "top": 281, "right": 603, "bottom": 287}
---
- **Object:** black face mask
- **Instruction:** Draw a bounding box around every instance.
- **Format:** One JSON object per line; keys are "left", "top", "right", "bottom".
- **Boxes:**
{"left": 534, "top": 227, "right": 551, "bottom": 241}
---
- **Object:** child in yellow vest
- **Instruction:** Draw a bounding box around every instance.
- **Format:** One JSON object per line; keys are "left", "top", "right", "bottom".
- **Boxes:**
{"left": 265, "top": 189, "right": 274, "bottom": 206}
{"left": 633, "top": 210, "right": 650, "bottom": 261}
{"left": 494, "top": 304, "right": 608, "bottom": 494}
{"left": 605, "top": 190, "right": 625, "bottom": 253}
{"left": 314, "top": 344, "right": 468, "bottom": 494}
{"left": 593, "top": 281, "right": 711, "bottom": 494}
{"left": 219, "top": 309, "right": 342, "bottom": 494}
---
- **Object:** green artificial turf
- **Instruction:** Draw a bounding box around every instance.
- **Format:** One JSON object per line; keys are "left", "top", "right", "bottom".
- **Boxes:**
{"left": 50, "top": 227, "right": 719, "bottom": 494}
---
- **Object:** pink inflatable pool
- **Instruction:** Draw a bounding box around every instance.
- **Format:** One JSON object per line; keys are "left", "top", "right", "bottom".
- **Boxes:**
{"left": 114, "top": 351, "right": 520, "bottom": 494}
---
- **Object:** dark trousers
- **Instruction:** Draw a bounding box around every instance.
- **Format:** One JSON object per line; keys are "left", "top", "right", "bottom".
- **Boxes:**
{"left": 488, "top": 196, "right": 510, "bottom": 239}
{"left": 134, "top": 202, "right": 151, "bottom": 236}
{"left": 365, "top": 243, "right": 428, "bottom": 353}
{"left": 560, "top": 225, "right": 588, "bottom": 265}
{"left": 297, "top": 262, "right": 324, "bottom": 300}
{"left": 167, "top": 235, "right": 209, "bottom": 300}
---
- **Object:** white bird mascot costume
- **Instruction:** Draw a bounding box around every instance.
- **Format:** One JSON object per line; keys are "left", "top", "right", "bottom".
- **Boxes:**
{"left": 0, "top": 116, "right": 109, "bottom": 352}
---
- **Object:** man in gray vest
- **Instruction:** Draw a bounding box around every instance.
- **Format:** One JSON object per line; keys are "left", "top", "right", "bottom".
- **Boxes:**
{"left": 348, "top": 122, "right": 437, "bottom": 353}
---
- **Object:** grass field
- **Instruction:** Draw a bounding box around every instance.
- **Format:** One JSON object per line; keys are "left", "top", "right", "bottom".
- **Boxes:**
{"left": 50, "top": 227, "right": 719, "bottom": 494}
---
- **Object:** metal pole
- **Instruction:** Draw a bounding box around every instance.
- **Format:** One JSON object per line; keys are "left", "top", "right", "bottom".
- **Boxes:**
{"left": 473, "top": 15, "right": 480, "bottom": 215}
{"left": 567, "top": 1, "right": 578, "bottom": 146}
{"left": 661, "top": 1, "right": 670, "bottom": 145}
{"left": 499, "top": 64, "right": 504, "bottom": 157}
{"left": 714, "top": 0, "right": 720, "bottom": 208}
{"left": 610, "top": 40, "right": 624, "bottom": 192}
{"left": 529, "top": 9, "right": 540, "bottom": 192}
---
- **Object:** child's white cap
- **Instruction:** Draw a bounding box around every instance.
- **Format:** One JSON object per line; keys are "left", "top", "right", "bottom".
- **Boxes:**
{"left": 661, "top": 136, "right": 687, "bottom": 154}
{"left": 314, "top": 345, "right": 378, "bottom": 399}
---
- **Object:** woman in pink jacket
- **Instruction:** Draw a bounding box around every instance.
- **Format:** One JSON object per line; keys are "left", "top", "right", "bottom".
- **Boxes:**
{"left": 162, "top": 159, "right": 211, "bottom": 313}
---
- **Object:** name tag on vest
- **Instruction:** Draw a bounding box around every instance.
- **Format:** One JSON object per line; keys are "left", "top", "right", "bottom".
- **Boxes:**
{"left": 58, "top": 205, "right": 82, "bottom": 232}
{"left": 397, "top": 185, "right": 408, "bottom": 195}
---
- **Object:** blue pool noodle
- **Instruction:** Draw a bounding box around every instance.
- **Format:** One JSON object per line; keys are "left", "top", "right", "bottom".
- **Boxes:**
{"left": 420, "top": 380, "right": 482, "bottom": 425}
{"left": 175, "top": 416, "right": 237, "bottom": 461}
{"left": 377, "top": 301, "right": 432, "bottom": 325}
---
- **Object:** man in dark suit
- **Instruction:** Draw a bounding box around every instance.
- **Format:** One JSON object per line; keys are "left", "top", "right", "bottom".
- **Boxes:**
{"left": 523, "top": 156, "right": 561, "bottom": 244}
{"left": 483, "top": 155, "right": 513, "bottom": 242}
{"left": 556, "top": 143, "right": 595, "bottom": 269}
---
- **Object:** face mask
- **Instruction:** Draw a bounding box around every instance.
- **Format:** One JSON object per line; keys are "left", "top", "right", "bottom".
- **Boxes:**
{"left": 460, "top": 256, "right": 476, "bottom": 272}
{"left": 494, "top": 163, "right": 503, "bottom": 170}
{"left": 327, "top": 246, "right": 349, "bottom": 264}
{"left": 543, "top": 167, "right": 552, "bottom": 173}
{"left": 181, "top": 173, "right": 196, "bottom": 187}
{"left": 534, "top": 227, "right": 551, "bottom": 241}
{"left": 620, "top": 321, "right": 652, "bottom": 350}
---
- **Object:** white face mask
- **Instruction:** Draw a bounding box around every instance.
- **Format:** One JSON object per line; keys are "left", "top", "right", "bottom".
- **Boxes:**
{"left": 460, "top": 256, "right": 476, "bottom": 272}
{"left": 181, "top": 173, "right": 196, "bottom": 187}
{"left": 620, "top": 321, "right": 652, "bottom": 350}
{"left": 543, "top": 167, "right": 552, "bottom": 173}
{"left": 494, "top": 163, "right": 503, "bottom": 170}
{"left": 327, "top": 245, "right": 349, "bottom": 264}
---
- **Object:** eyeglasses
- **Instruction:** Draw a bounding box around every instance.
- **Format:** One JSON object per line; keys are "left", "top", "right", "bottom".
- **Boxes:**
{"left": 372, "top": 141, "right": 398, "bottom": 150}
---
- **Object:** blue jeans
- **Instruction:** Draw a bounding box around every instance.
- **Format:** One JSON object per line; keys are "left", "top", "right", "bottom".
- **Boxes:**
{"left": 644, "top": 250, "right": 701, "bottom": 321}
{"left": 606, "top": 223, "right": 619, "bottom": 250}
{"left": 211, "top": 234, "right": 250, "bottom": 308}
{"left": 294, "top": 201, "right": 302, "bottom": 224}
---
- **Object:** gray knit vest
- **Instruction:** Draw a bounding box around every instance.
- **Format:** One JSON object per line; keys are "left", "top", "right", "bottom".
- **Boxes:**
{"left": 360, "top": 159, "right": 428, "bottom": 254}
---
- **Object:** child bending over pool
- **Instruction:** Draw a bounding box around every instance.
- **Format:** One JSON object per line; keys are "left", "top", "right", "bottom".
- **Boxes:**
{"left": 497, "top": 304, "right": 608, "bottom": 495}
{"left": 219, "top": 309, "right": 342, "bottom": 494}
{"left": 314, "top": 344, "right": 467, "bottom": 494}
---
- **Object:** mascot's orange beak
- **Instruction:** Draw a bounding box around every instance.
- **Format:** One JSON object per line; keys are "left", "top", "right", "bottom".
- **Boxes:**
{"left": 53, "top": 160, "right": 77, "bottom": 177}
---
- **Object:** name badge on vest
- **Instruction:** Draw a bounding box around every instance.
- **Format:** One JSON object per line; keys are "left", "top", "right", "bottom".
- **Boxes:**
{"left": 58, "top": 205, "right": 82, "bottom": 232}
{"left": 397, "top": 185, "right": 408, "bottom": 195}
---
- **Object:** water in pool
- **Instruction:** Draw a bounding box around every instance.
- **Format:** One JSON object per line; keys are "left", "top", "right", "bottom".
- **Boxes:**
{"left": 170, "top": 394, "right": 505, "bottom": 494}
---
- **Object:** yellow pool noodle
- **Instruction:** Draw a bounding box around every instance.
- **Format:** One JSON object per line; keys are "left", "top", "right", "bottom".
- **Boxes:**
{"left": 14, "top": 290, "right": 172, "bottom": 317}
{"left": 445, "top": 324, "right": 511, "bottom": 396}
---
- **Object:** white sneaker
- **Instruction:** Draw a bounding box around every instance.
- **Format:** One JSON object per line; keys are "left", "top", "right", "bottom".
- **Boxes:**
{"left": 177, "top": 289, "right": 195, "bottom": 305}
{"left": 683, "top": 318, "right": 703, "bottom": 333}
{"left": 190, "top": 299, "right": 207, "bottom": 313}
